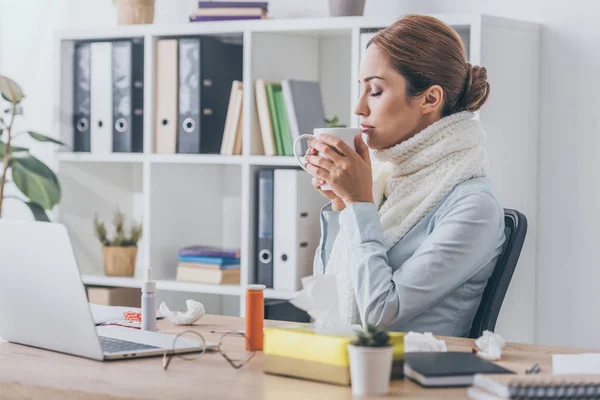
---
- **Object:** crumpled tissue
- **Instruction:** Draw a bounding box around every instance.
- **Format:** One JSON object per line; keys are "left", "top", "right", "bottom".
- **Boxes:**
{"left": 290, "top": 274, "right": 361, "bottom": 335}
{"left": 159, "top": 299, "right": 205, "bottom": 325}
{"left": 474, "top": 330, "right": 505, "bottom": 361}
{"left": 404, "top": 332, "right": 447, "bottom": 352}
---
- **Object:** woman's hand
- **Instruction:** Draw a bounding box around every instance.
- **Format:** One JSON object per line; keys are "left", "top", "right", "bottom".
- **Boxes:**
{"left": 306, "top": 146, "right": 346, "bottom": 211}
{"left": 304, "top": 134, "right": 373, "bottom": 206}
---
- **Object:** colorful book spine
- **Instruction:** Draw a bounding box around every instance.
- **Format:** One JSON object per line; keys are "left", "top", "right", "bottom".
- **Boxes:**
{"left": 178, "top": 255, "right": 241, "bottom": 265}
{"left": 198, "top": 1, "right": 268, "bottom": 9}
{"left": 190, "top": 15, "right": 263, "bottom": 22}
{"left": 178, "top": 245, "right": 241, "bottom": 259}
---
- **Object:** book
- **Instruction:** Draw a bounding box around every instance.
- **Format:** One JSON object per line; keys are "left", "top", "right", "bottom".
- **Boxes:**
{"left": 176, "top": 265, "right": 241, "bottom": 285}
{"left": 178, "top": 244, "right": 241, "bottom": 259}
{"left": 254, "top": 79, "right": 276, "bottom": 156}
{"left": 403, "top": 352, "right": 514, "bottom": 387}
{"left": 178, "top": 255, "right": 241, "bottom": 265}
{"left": 193, "top": 7, "right": 266, "bottom": 17}
{"left": 467, "top": 373, "right": 600, "bottom": 399}
{"left": 178, "top": 262, "right": 241, "bottom": 271}
{"left": 190, "top": 15, "right": 263, "bottom": 22}
{"left": 198, "top": 1, "right": 268, "bottom": 9}
{"left": 265, "top": 82, "right": 283, "bottom": 155}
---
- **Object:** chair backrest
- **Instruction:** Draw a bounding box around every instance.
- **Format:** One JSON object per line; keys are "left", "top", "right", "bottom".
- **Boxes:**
{"left": 468, "top": 209, "right": 528, "bottom": 339}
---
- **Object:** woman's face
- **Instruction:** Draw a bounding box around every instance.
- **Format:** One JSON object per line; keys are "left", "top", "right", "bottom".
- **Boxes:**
{"left": 354, "top": 45, "right": 442, "bottom": 150}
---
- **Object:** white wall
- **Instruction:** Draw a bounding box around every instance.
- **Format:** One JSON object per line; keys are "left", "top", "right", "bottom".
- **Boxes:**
{"left": 1, "top": 0, "right": 598, "bottom": 348}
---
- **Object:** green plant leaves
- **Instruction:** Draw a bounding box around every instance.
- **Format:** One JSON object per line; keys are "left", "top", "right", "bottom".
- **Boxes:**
{"left": 24, "top": 201, "right": 50, "bottom": 221}
{"left": 0, "top": 75, "right": 25, "bottom": 104}
{"left": 0, "top": 141, "right": 28, "bottom": 159}
{"left": 26, "top": 131, "right": 65, "bottom": 146}
{"left": 10, "top": 155, "right": 61, "bottom": 210}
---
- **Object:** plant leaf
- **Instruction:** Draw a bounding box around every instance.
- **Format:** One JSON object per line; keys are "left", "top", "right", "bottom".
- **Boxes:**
{"left": 26, "top": 131, "right": 65, "bottom": 146}
{"left": 0, "top": 142, "right": 28, "bottom": 159}
{"left": 0, "top": 75, "right": 25, "bottom": 104}
{"left": 11, "top": 155, "right": 61, "bottom": 209}
{"left": 24, "top": 201, "right": 50, "bottom": 221}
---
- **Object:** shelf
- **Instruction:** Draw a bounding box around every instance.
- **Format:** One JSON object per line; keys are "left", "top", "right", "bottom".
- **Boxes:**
{"left": 81, "top": 275, "right": 242, "bottom": 296}
{"left": 56, "top": 152, "right": 145, "bottom": 163}
{"left": 81, "top": 275, "right": 299, "bottom": 299}
{"left": 149, "top": 154, "right": 244, "bottom": 165}
{"left": 248, "top": 156, "right": 299, "bottom": 167}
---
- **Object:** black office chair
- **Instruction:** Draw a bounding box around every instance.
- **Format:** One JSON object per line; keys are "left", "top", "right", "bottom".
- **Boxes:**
{"left": 468, "top": 209, "right": 528, "bottom": 339}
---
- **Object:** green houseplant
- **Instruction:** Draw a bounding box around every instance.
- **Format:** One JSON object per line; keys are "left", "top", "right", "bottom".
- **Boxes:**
{"left": 0, "top": 75, "right": 65, "bottom": 221}
{"left": 347, "top": 324, "right": 394, "bottom": 396}
{"left": 324, "top": 115, "right": 347, "bottom": 128}
{"left": 94, "top": 208, "right": 143, "bottom": 276}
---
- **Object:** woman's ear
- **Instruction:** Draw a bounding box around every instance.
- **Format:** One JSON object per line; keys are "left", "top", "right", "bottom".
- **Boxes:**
{"left": 420, "top": 85, "right": 444, "bottom": 115}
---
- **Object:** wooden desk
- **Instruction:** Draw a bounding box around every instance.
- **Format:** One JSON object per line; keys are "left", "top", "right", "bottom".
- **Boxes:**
{"left": 0, "top": 314, "right": 591, "bottom": 399}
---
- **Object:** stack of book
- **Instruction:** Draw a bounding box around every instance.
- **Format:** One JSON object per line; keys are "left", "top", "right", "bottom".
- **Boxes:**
{"left": 190, "top": 1, "right": 269, "bottom": 22}
{"left": 176, "top": 245, "right": 241, "bottom": 285}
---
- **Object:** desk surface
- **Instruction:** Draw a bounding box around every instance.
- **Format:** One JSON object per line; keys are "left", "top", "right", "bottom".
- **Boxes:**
{"left": 0, "top": 314, "right": 592, "bottom": 400}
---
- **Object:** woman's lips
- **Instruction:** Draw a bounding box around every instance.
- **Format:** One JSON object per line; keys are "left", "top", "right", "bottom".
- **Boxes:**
{"left": 360, "top": 123, "right": 375, "bottom": 134}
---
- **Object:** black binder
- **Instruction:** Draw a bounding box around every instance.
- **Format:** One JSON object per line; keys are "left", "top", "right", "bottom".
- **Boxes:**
{"left": 177, "top": 36, "right": 243, "bottom": 154}
{"left": 73, "top": 42, "right": 91, "bottom": 152}
{"left": 256, "top": 169, "right": 274, "bottom": 287}
{"left": 112, "top": 39, "right": 144, "bottom": 153}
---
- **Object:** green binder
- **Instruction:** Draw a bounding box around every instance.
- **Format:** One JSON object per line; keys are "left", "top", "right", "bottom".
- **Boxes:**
{"left": 265, "top": 83, "right": 283, "bottom": 156}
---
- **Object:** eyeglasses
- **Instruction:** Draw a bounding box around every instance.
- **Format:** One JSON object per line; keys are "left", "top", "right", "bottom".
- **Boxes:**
{"left": 162, "top": 330, "right": 255, "bottom": 371}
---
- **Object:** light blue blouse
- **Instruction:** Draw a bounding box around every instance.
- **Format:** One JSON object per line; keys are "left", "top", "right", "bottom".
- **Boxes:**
{"left": 313, "top": 177, "right": 505, "bottom": 337}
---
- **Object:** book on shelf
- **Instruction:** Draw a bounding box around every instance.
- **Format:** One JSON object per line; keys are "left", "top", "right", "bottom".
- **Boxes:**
{"left": 191, "top": 1, "right": 268, "bottom": 22}
{"left": 178, "top": 255, "right": 241, "bottom": 266}
{"left": 178, "top": 244, "right": 241, "bottom": 259}
{"left": 176, "top": 264, "right": 241, "bottom": 285}
{"left": 220, "top": 80, "right": 243, "bottom": 155}
{"left": 254, "top": 79, "right": 326, "bottom": 157}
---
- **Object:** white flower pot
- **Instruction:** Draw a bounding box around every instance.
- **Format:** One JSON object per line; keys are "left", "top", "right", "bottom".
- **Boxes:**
{"left": 347, "top": 344, "right": 394, "bottom": 396}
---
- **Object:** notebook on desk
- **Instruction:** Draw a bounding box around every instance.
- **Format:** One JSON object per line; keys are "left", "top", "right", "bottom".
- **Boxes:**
{"left": 403, "top": 352, "right": 514, "bottom": 387}
{"left": 467, "top": 373, "right": 600, "bottom": 399}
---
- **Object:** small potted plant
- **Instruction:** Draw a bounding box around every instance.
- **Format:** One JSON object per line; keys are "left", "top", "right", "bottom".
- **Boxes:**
{"left": 324, "top": 115, "right": 347, "bottom": 128}
{"left": 94, "top": 208, "right": 142, "bottom": 277}
{"left": 347, "top": 324, "right": 394, "bottom": 396}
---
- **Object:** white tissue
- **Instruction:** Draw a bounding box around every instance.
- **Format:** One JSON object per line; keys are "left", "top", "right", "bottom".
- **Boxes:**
{"left": 290, "top": 274, "right": 361, "bottom": 335}
{"left": 404, "top": 332, "right": 448, "bottom": 352}
{"left": 159, "top": 300, "right": 205, "bottom": 325}
{"left": 474, "top": 330, "right": 505, "bottom": 361}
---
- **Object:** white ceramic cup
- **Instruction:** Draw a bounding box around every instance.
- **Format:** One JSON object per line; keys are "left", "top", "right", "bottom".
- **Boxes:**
{"left": 293, "top": 127, "right": 360, "bottom": 191}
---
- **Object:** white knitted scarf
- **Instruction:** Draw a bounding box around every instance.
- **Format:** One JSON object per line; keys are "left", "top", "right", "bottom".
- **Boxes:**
{"left": 323, "top": 111, "right": 490, "bottom": 325}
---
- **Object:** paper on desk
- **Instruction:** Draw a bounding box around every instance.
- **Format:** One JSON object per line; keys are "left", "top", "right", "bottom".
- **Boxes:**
{"left": 553, "top": 353, "right": 600, "bottom": 374}
{"left": 290, "top": 274, "right": 361, "bottom": 335}
{"left": 89, "top": 303, "right": 162, "bottom": 325}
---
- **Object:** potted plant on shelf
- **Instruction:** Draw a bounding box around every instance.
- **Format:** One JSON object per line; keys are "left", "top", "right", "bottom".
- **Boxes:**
{"left": 347, "top": 324, "right": 394, "bottom": 396}
{"left": 113, "top": 0, "right": 155, "bottom": 25}
{"left": 94, "top": 208, "right": 143, "bottom": 277}
{"left": 0, "top": 75, "right": 65, "bottom": 221}
{"left": 324, "top": 115, "right": 347, "bottom": 128}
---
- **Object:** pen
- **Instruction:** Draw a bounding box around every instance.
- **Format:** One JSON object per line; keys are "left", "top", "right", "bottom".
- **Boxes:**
{"left": 209, "top": 329, "right": 245, "bottom": 334}
{"left": 526, "top": 363, "right": 540, "bottom": 374}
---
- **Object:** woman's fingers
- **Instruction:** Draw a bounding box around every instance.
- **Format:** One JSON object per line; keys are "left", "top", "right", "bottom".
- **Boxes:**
{"left": 312, "top": 134, "right": 352, "bottom": 157}
{"left": 308, "top": 138, "right": 345, "bottom": 162}
{"left": 305, "top": 159, "right": 330, "bottom": 179}
{"left": 305, "top": 154, "right": 333, "bottom": 172}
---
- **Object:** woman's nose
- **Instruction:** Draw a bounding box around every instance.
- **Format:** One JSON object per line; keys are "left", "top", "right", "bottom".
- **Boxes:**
{"left": 354, "top": 95, "right": 369, "bottom": 117}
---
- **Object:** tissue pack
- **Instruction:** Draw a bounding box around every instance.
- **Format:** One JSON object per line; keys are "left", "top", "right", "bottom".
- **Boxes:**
{"left": 263, "top": 326, "right": 404, "bottom": 385}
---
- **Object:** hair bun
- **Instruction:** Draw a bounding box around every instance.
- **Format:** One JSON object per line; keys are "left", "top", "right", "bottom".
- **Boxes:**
{"left": 462, "top": 63, "right": 490, "bottom": 112}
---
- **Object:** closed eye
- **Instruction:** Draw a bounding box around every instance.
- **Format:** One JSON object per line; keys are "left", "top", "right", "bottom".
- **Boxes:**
{"left": 370, "top": 91, "right": 382, "bottom": 97}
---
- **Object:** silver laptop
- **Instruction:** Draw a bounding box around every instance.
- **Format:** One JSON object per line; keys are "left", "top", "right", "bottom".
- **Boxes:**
{"left": 0, "top": 219, "right": 210, "bottom": 360}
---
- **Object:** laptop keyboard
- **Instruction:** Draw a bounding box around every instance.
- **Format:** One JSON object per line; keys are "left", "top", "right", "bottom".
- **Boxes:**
{"left": 99, "top": 336, "right": 161, "bottom": 354}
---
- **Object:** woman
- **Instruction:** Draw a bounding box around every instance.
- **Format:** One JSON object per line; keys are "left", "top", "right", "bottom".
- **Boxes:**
{"left": 305, "top": 15, "right": 505, "bottom": 337}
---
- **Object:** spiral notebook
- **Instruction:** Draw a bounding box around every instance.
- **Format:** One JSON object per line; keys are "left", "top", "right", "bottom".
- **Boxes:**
{"left": 467, "top": 373, "right": 600, "bottom": 399}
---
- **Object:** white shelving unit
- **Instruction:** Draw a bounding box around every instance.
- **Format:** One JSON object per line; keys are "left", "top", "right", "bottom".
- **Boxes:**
{"left": 53, "top": 15, "right": 540, "bottom": 322}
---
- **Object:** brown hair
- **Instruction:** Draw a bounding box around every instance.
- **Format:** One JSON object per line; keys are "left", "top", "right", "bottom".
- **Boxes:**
{"left": 368, "top": 15, "right": 490, "bottom": 116}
